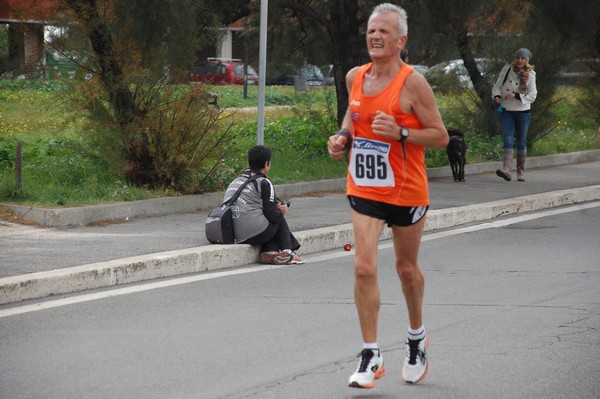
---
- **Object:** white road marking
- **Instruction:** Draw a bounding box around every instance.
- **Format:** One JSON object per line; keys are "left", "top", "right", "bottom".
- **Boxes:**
{"left": 0, "top": 265, "right": 284, "bottom": 318}
{"left": 1, "top": 202, "right": 598, "bottom": 318}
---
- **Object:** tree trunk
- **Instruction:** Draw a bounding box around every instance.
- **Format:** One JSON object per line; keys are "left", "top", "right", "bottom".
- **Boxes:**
{"left": 277, "top": 0, "right": 366, "bottom": 126}
{"left": 64, "top": 0, "right": 154, "bottom": 186}
{"left": 327, "top": 0, "right": 364, "bottom": 125}
{"left": 64, "top": 0, "right": 138, "bottom": 127}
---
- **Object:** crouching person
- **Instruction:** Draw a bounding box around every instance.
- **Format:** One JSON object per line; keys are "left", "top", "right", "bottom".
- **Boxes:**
{"left": 224, "top": 145, "right": 305, "bottom": 265}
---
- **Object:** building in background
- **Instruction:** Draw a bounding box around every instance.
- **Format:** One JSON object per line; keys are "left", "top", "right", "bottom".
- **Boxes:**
{"left": 0, "top": 0, "right": 62, "bottom": 74}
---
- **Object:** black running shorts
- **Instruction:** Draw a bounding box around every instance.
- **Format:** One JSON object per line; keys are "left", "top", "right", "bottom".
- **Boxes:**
{"left": 348, "top": 196, "right": 428, "bottom": 227}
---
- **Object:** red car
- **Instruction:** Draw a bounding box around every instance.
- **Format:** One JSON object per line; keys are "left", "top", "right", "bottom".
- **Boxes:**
{"left": 189, "top": 58, "right": 259, "bottom": 85}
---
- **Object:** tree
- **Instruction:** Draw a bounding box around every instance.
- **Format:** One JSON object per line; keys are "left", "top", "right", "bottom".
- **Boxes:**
{"left": 50, "top": 0, "right": 600, "bottom": 189}
{"left": 58, "top": 0, "right": 237, "bottom": 191}
{"left": 415, "top": 0, "right": 600, "bottom": 143}
{"left": 269, "top": 0, "right": 381, "bottom": 125}
{"left": 526, "top": 0, "right": 600, "bottom": 144}
{"left": 268, "top": 1, "right": 521, "bottom": 126}
{"left": 242, "top": 0, "right": 600, "bottom": 140}
{"left": 64, "top": 0, "right": 137, "bottom": 127}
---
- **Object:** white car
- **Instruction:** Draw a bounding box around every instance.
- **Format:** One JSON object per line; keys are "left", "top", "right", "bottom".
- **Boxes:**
{"left": 409, "top": 64, "right": 429, "bottom": 75}
{"left": 426, "top": 58, "right": 498, "bottom": 89}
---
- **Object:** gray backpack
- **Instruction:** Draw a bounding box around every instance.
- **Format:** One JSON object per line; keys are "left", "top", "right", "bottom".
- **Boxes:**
{"left": 205, "top": 174, "right": 260, "bottom": 244}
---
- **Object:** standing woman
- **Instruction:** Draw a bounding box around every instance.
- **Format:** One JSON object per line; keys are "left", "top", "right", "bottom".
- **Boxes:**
{"left": 492, "top": 48, "right": 537, "bottom": 182}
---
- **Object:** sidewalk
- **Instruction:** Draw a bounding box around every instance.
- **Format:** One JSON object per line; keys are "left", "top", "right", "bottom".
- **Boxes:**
{"left": 1, "top": 150, "right": 600, "bottom": 305}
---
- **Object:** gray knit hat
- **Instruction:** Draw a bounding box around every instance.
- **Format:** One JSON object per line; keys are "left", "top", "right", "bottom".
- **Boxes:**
{"left": 515, "top": 48, "right": 532, "bottom": 61}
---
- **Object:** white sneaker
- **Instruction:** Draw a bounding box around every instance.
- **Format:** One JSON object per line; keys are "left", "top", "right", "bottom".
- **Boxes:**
{"left": 289, "top": 252, "right": 305, "bottom": 264}
{"left": 348, "top": 349, "right": 385, "bottom": 389}
{"left": 402, "top": 334, "right": 429, "bottom": 383}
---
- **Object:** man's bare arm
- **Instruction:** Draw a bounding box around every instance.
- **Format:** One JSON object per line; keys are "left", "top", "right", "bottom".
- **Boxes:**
{"left": 400, "top": 72, "right": 449, "bottom": 149}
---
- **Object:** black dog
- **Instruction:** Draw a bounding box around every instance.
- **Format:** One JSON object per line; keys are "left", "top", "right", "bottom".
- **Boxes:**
{"left": 446, "top": 129, "right": 467, "bottom": 182}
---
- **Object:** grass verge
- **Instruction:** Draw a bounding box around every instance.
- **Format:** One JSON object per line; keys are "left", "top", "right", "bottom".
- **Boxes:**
{"left": 1, "top": 80, "right": 598, "bottom": 207}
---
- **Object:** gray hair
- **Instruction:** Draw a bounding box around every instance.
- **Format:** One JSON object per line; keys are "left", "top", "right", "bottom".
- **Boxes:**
{"left": 369, "top": 3, "right": 408, "bottom": 37}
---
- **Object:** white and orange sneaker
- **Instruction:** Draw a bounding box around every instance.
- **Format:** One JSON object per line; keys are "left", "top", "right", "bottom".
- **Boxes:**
{"left": 348, "top": 349, "right": 385, "bottom": 388}
{"left": 402, "top": 334, "right": 429, "bottom": 383}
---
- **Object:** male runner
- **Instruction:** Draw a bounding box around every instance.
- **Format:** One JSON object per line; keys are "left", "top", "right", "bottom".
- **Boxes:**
{"left": 327, "top": 3, "right": 449, "bottom": 388}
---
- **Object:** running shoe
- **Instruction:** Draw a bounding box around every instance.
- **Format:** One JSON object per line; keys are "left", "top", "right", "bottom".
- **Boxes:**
{"left": 348, "top": 349, "right": 385, "bottom": 389}
{"left": 289, "top": 252, "right": 305, "bottom": 264}
{"left": 402, "top": 334, "right": 429, "bottom": 383}
{"left": 260, "top": 251, "right": 293, "bottom": 265}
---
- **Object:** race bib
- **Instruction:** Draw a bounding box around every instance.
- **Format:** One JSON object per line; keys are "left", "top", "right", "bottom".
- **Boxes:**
{"left": 349, "top": 138, "right": 395, "bottom": 187}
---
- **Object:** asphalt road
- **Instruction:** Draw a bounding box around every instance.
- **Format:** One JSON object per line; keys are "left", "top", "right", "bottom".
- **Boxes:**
{"left": 1, "top": 203, "right": 599, "bottom": 399}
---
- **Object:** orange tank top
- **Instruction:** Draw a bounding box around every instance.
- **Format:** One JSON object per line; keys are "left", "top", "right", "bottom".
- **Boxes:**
{"left": 346, "top": 63, "right": 429, "bottom": 206}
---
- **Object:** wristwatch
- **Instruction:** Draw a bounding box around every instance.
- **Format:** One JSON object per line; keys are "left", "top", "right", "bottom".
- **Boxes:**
{"left": 398, "top": 126, "right": 409, "bottom": 142}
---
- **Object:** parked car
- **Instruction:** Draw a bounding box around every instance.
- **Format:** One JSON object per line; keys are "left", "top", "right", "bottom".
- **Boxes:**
{"left": 409, "top": 64, "right": 429, "bottom": 75}
{"left": 268, "top": 64, "right": 324, "bottom": 86}
{"left": 425, "top": 58, "right": 500, "bottom": 89}
{"left": 558, "top": 59, "right": 599, "bottom": 84}
{"left": 320, "top": 64, "right": 334, "bottom": 86}
{"left": 189, "top": 58, "right": 259, "bottom": 85}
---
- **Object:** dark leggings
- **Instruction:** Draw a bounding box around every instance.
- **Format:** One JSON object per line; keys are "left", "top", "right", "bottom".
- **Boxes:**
{"left": 243, "top": 218, "right": 300, "bottom": 253}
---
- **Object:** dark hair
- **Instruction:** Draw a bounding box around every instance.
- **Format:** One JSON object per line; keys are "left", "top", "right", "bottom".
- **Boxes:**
{"left": 248, "top": 145, "right": 272, "bottom": 170}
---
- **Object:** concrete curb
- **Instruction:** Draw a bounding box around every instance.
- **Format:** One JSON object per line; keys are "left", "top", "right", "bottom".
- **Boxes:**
{"left": 4, "top": 150, "right": 600, "bottom": 227}
{"left": 2, "top": 184, "right": 599, "bottom": 306}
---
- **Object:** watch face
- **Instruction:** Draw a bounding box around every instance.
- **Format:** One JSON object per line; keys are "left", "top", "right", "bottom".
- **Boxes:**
{"left": 398, "top": 127, "right": 408, "bottom": 142}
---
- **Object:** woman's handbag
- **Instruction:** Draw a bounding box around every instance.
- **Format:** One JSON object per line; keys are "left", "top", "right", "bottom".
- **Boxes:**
{"left": 205, "top": 174, "right": 260, "bottom": 244}
{"left": 491, "top": 67, "right": 511, "bottom": 110}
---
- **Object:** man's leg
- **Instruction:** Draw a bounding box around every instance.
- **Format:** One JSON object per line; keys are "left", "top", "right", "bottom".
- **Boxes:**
{"left": 244, "top": 224, "right": 293, "bottom": 265}
{"left": 392, "top": 217, "right": 430, "bottom": 383}
{"left": 352, "top": 210, "right": 385, "bottom": 342}
{"left": 391, "top": 217, "right": 426, "bottom": 329}
{"left": 273, "top": 218, "right": 301, "bottom": 252}
{"left": 348, "top": 210, "right": 386, "bottom": 388}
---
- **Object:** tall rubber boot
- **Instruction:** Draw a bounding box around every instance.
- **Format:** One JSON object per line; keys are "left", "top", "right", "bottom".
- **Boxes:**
{"left": 496, "top": 149, "right": 512, "bottom": 181}
{"left": 517, "top": 151, "right": 526, "bottom": 182}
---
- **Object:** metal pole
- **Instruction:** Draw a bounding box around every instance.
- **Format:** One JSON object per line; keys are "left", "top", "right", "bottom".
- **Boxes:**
{"left": 243, "top": 37, "right": 248, "bottom": 99}
{"left": 256, "top": 0, "right": 268, "bottom": 145}
{"left": 15, "top": 140, "right": 22, "bottom": 190}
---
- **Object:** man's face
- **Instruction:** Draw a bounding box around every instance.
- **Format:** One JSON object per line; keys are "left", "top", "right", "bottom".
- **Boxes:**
{"left": 366, "top": 12, "right": 406, "bottom": 60}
